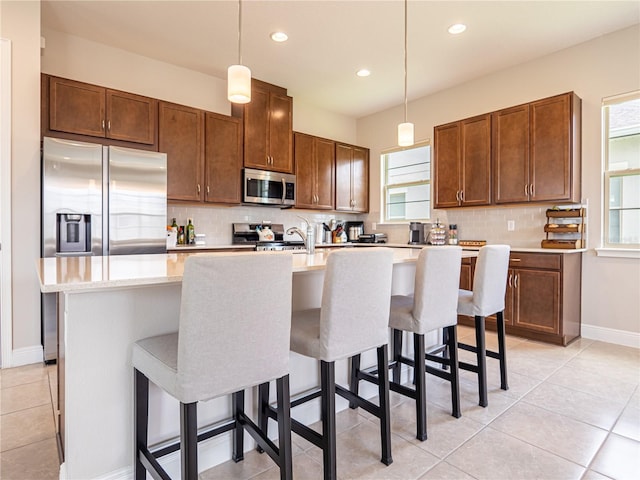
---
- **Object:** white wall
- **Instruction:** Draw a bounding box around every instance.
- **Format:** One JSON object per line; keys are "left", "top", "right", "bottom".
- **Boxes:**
{"left": 357, "top": 25, "right": 640, "bottom": 342}
{"left": 0, "top": 0, "right": 43, "bottom": 365}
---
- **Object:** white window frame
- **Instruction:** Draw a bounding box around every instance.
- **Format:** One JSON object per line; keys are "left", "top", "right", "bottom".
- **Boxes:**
{"left": 381, "top": 141, "right": 431, "bottom": 224}
{"left": 600, "top": 91, "right": 640, "bottom": 254}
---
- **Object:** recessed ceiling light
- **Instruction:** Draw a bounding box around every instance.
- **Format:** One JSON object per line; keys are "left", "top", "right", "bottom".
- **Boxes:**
{"left": 270, "top": 31, "right": 288, "bottom": 42}
{"left": 356, "top": 69, "right": 371, "bottom": 77}
{"left": 448, "top": 23, "right": 467, "bottom": 35}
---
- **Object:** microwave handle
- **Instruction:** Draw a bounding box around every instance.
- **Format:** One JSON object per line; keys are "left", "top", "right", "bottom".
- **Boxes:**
{"left": 282, "top": 178, "right": 286, "bottom": 203}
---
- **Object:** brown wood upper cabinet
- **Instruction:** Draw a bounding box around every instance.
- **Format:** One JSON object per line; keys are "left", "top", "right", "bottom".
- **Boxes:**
{"left": 335, "top": 143, "right": 369, "bottom": 213}
{"left": 160, "top": 101, "right": 241, "bottom": 204}
{"left": 294, "top": 133, "right": 335, "bottom": 210}
{"left": 494, "top": 92, "right": 581, "bottom": 204}
{"left": 434, "top": 114, "right": 492, "bottom": 208}
{"left": 47, "top": 75, "right": 157, "bottom": 146}
{"left": 233, "top": 80, "right": 293, "bottom": 173}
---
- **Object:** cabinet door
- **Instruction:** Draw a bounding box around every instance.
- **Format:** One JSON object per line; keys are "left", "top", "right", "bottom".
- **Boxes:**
{"left": 513, "top": 268, "right": 560, "bottom": 334}
{"left": 530, "top": 94, "right": 571, "bottom": 202}
{"left": 49, "top": 76, "right": 105, "bottom": 138}
{"left": 204, "top": 113, "right": 242, "bottom": 204}
{"left": 268, "top": 92, "right": 293, "bottom": 173}
{"left": 106, "top": 90, "right": 157, "bottom": 145}
{"left": 351, "top": 146, "right": 369, "bottom": 212}
{"left": 294, "top": 133, "right": 316, "bottom": 209}
{"left": 243, "top": 88, "right": 270, "bottom": 169}
{"left": 493, "top": 105, "right": 530, "bottom": 204}
{"left": 335, "top": 143, "right": 354, "bottom": 211}
{"left": 434, "top": 122, "right": 461, "bottom": 208}
{"left": 461, "top": 115, "right": 491, "bottom": 206}
{"left": 160, "top": 102, "right": 204, "bottom": 202}
{"left": 315, "top": 137, "right": 335, "bottom": 209}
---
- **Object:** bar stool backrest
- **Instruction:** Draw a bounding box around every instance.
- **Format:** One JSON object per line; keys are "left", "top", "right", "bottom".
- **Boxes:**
{"left": 177, "top": 253, "right": 293, "bottom": 401}
{"left": 319, "top": 248, "right": 394, "bottom": 361}
{"left": 412, "top": 247, "right": 462, "bottom": 334}
{"left": 470, "top": 245, "right": 510, "bottom": 317}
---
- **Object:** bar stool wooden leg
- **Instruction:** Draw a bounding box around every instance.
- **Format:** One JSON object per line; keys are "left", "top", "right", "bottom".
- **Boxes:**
{"left": 377, "top": 345, "right": 393, "bottom": 464}
{"left": 349, "top": 354, "right": 361, "bottom": 409}
{"left": 180, "top": 402, "right": 198, "bottom": 480}
{"left": 496, "top": 311, "right": 509, "bottom": 391}
{"left": 134, "top": 369, "right": 149, "bottom": 480}
{"left": 232, "top": 391, "right": 245, "bottom": 462}
{"left": 320, "top": 361, "right": 337, "bottom": 480}
{"left": 276, "top": 376, "right": 293, "bottom": 480}
{"left": 392, "top": 329, "right": 403, "bottom": 384}
{"left": 413, "top": 334, "right": 427, "bottom": 441}
{"left": 445, "top": 325, "right": 461, "bottom": 418}
{"left": 474, "top": 315, "right": 488, "bottom": 407}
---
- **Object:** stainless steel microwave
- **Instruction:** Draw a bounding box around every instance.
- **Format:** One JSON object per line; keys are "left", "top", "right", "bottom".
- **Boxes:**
{"left": 243, "top": 168, "right": 296, "bottom": 206}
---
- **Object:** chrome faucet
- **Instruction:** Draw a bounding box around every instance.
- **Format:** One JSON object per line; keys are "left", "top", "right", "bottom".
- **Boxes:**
{"left": 286, "top": 226, "right": 307, "bottom": 245}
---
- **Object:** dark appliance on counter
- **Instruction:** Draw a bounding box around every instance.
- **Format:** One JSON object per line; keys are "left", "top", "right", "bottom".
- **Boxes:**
{"left": 232, "top": 223, "right": 305, "bottom": 251}
{"left": 243, "top": 168, "right": 296, "bottom": 206}
{"left": 344, "top": 221, "right": 365, "bottom": 242}
{"left": 41, "top": 137, "right": 167, "bottom": 362}
{"left": 409, "top": 221, "right": 425, "bottom": 245}
{"left": 358, "top": 233, "right": 388, "bottom": 244}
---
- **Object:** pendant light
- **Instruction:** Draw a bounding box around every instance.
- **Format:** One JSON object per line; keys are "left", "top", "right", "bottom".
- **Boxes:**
{"left": 228, "top": 0, "right": 251, "bottom": 104}
{"left": 398, "top": 0, "right": 414, "bottom": 147}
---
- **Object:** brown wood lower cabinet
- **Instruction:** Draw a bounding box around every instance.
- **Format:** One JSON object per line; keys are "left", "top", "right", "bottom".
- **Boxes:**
{"left": 458, "top": 251, "right": 581, "bottom": 346}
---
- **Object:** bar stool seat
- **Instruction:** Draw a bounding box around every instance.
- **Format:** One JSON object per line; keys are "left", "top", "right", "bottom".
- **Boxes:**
{"left": 133, "top": 253, "right": 294, "bottom": 480}
{"left": 260, "top": 248, "right": 394, "bottom": 480}
{"left": 457, "top": 245, "right": 510, "bottom": 408}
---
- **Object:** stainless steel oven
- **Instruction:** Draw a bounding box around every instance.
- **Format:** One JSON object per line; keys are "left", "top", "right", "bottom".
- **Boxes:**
{"left": 243, "top": 168, "right": 295, "bottom": 206}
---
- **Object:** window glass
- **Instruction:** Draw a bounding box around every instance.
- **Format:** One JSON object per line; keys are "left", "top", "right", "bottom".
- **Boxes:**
{"left": 603, "top": 93, "right": 640, "bottom": 247}
{"left": 382, "top": 144, "right": 430, "bottom": 222}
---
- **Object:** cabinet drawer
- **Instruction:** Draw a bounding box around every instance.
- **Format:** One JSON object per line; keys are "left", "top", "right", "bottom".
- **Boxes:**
{"left": 510, "top": 252, "right": 560, "bottom": 270}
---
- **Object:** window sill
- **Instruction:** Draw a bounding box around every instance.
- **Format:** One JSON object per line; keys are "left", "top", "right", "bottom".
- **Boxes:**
{"left": 595, "top": 248, "right": 640, "bottom": 259}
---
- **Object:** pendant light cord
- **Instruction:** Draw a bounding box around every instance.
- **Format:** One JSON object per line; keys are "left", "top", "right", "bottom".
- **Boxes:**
{"left": 237, "top": 0, "right": 243, "bottom": 65}
{"left": 403, "top": 0, "right": 408, "bottom": 124}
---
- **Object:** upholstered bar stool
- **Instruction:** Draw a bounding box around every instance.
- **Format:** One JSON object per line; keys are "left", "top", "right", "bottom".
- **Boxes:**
{"left": 260, "top": 248, "right": 394, "bottom": 480}
{"left": 457, "top": 244, "right": 510, "bottom": 408}
{"left": 350, "top": 246, "right": 462, "bottom": 441}
{"left": 132, "top": 253, "right": 294, "bottom": 480}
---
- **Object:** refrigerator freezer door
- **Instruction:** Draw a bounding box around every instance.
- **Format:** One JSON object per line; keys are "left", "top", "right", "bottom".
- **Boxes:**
{"left": 107, "top": 146, "right": 167, "bottom": 255}
{"left": 42, "top": 137, "right": 103, "bottom": 258}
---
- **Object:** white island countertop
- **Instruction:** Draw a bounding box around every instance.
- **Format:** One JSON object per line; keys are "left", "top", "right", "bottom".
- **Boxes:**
{"left": 37, "top": 247, "right": 478, "bottom": 293}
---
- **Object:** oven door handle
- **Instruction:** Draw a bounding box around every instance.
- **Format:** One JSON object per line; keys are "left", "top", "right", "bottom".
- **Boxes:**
{"left": 281, "top": 178, "right": 286, "bottom": 204}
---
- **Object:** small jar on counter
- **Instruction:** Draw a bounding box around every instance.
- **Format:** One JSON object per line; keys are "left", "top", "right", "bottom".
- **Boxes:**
{"left": 448, "top": 224, "right": 458, "bottom": 245}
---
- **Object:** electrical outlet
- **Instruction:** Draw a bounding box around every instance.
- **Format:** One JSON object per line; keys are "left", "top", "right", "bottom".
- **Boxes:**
{"left": 507, "top": 220, "right": 515, "bottom": 231}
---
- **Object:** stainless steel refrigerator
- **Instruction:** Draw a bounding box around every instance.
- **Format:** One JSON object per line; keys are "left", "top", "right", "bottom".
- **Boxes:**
{"left": 41, "top": 137, "right": 167, "bottom": 362}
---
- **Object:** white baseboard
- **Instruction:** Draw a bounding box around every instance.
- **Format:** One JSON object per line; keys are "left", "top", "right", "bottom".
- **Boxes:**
{"left": 10, "top": 345, "right": 43, "bottom": 367}
{"left": 581, "top": 324, "right": 640, "bottom": 349}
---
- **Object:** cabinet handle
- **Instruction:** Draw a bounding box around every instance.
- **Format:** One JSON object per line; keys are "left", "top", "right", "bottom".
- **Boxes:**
{"left": 102, "top": 120, "right": 105, "bottom": 131}
{"left": 207, "top": 185, "right": 210, "bottom": 195}
{"left": 530, "top": 183, "right": 534, "bottom": 197}
{"left": 514, "top": 274, "right": 519, "bottom": 288}
{"left": 460, "top": 190, "right": 464, "bottom": 202}
{"left": 196, "top": 184, "right": 201, "bottom": 195}
{"left": 508, "top": 273, "right": 513, "bottom": 287}
{"left": 524, "top": 184, "right": 529, "bottom": 196}
{"left": 511, "top": 258, "right": 521, "bottom": 262}
{"left": 107, "top": 120, "right": 111, "bottom": 132}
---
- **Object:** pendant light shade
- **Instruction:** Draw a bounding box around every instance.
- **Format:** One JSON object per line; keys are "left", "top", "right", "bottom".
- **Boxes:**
{"left": 397, "top": 0, "right": 414, "bottom": 147}
{"left": 228, "top": 0, "right": 251, "bottom": 104}
{"left": 398, "top": 122, "right": 414, "bottom": 147}
{"left": 228, "top": 64, "right": 251, "bottom": 104}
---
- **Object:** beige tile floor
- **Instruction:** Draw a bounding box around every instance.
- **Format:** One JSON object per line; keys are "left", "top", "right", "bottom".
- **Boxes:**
{"left": 1, "top": 325, "right": 638, "bottom": 479}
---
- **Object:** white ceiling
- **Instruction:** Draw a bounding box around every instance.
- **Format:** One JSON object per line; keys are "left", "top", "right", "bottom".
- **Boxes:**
{"left": 41, "top": 0, "right": 640, "bottom": 119}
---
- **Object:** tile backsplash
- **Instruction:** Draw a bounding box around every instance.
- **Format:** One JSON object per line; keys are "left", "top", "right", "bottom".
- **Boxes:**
{"left": 168, "top": 204, "right": 365, "bottom": 245}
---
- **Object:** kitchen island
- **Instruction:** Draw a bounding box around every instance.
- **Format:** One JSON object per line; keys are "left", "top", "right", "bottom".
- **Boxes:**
{"left": 37, "top": 247, "right": 477, "bottom": 480}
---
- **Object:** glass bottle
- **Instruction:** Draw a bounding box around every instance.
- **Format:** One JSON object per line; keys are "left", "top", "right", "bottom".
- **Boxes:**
{"left": 448, "top": 224, "right": 458, "bottom": 245}
{"left": 187, "top": 219, "right": 195, "bottom": 245}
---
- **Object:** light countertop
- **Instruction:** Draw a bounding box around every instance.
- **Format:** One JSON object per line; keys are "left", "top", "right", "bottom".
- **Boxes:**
{"left": 38, "top": 247, "right": 478, "bottom": 294}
